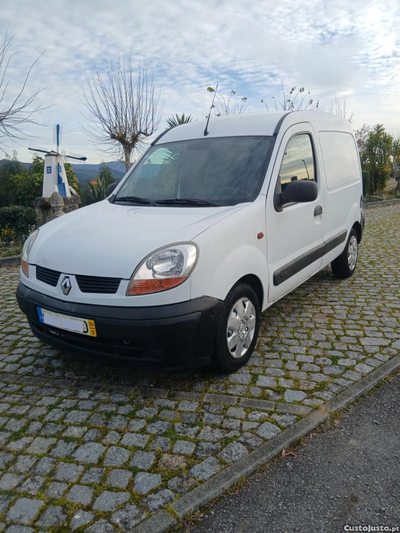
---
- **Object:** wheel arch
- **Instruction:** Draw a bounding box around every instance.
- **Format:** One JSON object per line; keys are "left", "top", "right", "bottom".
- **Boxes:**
{"left": 352, "top": 221, "right": 362, "bottom": 243}
{"left": 236, "top": 274, "right": 264, "bottom": 309}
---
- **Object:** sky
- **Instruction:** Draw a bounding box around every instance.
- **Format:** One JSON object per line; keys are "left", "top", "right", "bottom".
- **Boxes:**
{"left": 1, "top": 0, "right": 399, "bottom": 165}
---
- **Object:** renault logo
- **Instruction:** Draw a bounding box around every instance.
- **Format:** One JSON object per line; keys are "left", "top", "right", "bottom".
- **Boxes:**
{"left": 61, "top": 276, "right": 72, "bottom": 296}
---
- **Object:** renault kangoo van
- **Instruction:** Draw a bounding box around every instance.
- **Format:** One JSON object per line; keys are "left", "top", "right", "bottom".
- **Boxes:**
{"left": 17, "top": 111, "right": 364, "bottom": 372}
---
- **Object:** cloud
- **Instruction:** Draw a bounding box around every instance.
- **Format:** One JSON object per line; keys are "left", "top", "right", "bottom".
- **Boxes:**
{"left": 0, "top": 0, "right": 399, "bottom": 163}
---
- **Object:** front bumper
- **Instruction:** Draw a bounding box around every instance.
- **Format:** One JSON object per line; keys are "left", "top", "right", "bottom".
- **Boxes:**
{"left": 16, "top": 283, "right": 223, "bottom": 368}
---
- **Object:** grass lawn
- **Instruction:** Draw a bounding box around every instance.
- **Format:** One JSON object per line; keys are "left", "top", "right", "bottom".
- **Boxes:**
{"left": 0, "top": 244, "right": 22, "bottom": 258}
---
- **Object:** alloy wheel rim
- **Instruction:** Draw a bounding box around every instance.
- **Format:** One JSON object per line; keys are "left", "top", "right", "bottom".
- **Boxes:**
{"left": 348, "top": 235, "right": 358, "bottom": 271}
{"left": 226, "top": 297, "right": 256, "bottom": 359}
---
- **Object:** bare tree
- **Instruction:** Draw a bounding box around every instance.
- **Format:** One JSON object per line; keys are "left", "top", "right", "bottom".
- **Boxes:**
{"left": 82, "top": 55, "right": 163, "bottom": 172}
{"left": 207, "top": 87, "right": 249, "bottom": 116}
{"left": 326, "top": 97, "right": 354, "bottom": 122}
{"left": 261, "top": 84, "right": 355, "bottom": 122}
{"left": 0, "top": 33, "right": 45, "bottom": 152}
{"left": 261, "top": 84, "right": 320, "bottom": 111}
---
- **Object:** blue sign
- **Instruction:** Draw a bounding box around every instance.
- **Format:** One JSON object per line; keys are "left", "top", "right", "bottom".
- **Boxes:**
{"left": 46, "top": 166, "right": 52, "bottom": 174}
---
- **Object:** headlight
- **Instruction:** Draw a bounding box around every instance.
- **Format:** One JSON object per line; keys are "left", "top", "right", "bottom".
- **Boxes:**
{"left": 21, "top": 229, "right": 39, "bottom": 278}
{"left": 126, "top": 243, "right": 197, "bottom": 296}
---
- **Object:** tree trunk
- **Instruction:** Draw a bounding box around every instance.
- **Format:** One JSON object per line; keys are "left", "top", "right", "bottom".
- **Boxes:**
{"left": 123, "top": 146, "right": 131, "bottom": 173}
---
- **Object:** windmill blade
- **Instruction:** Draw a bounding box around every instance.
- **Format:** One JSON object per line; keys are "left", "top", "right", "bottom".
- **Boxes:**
{"left": 53, "top": 124, "right": 62, "bottom": 150}
{"left": 28, "top": 147, "right": 48, "bottom": 154}
{"left": 28, "top": 148, "right": 60, "bottom": 155}
{"left": 64, "top": 154, "right": 87, "bottom": 161}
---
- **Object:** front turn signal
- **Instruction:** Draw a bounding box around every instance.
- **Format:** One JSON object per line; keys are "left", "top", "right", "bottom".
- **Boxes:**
{"left": 127, "top": 277, "right": 186, "bottom": 295}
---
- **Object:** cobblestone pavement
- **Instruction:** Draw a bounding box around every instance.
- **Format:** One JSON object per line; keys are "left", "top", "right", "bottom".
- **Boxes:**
{"left": 0, "top": 205, "right": 399, "bottom": 532}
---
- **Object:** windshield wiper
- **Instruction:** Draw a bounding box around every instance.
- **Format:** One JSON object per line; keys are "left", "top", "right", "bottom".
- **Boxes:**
{"left": 154, "top": 198, "right": 218, "bottom": 207}
{"left": 115, "top": 195, "right": 156, "bottom": 206}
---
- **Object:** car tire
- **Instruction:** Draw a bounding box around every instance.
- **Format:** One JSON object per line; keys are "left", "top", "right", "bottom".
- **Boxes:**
{"left": 213, "top": 282, "right": 260, "bottom": 373}
{"left": 331, "top": 228, "right": 359, "bottom": 279}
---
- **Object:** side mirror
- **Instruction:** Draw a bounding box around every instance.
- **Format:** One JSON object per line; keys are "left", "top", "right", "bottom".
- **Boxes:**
{"left": 281, "top": 180, "right": 318, "bottom": 205}
{"left": 107, "top": 182, "right": 117, "bottom": 196}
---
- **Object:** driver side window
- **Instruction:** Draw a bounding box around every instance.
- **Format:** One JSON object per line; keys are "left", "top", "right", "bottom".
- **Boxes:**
{"left": 278, "top": 134, "right": 316, "bottom": 194}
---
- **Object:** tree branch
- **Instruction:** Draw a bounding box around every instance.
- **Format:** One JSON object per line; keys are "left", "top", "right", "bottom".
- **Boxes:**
{"left": 81, "top": 53, "right": 164, "bottom": 171}
{"left": 0, "top": 32, "right": 47, "bottom": 145}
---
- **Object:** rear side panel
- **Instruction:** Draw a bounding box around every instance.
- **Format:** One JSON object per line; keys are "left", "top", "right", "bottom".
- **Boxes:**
{"left": 318, "top": 131, "right": 362, "bottom": 265}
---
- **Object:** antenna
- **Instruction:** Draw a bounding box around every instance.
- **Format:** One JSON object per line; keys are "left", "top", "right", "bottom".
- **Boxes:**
{"left": 204, "top": 84, "right": 218, "bottom": 137}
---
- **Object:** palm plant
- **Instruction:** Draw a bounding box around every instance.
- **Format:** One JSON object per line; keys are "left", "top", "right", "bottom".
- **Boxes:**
{"left": 83, "top": 164, "right": 115, "bottom": 205}
{"left": 165, "top": 113, "right": 192, "bottom": 129}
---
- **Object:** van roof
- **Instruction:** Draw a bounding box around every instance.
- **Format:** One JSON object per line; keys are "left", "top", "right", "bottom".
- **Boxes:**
{"left": 156, "top": 110, "right": 353, "bottom": 145}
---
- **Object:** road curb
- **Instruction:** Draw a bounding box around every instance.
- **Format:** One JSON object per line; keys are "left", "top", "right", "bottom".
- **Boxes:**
{"left": 324, "top": 353, "right": 400, "bottom": 413}
{"left": 0, "top": 255, "right": 20, "bottom": 267}
{"left": 363, "top": 198, "right": 400, "bottom": 208}
{"left": 172, "top": 409, "right": 328, "bottom": 519}
{"left": 131, "top": 353, "right": 400, "bottom": 533}
{"left": 131, "top": 512, "right": 177, "bottom": 533}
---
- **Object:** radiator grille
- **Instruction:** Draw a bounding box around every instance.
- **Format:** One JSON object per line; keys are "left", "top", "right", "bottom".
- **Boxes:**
{"left": 36, "top": 266, "right": 121, "bottom": 294}
{"left": 75, "top": 275, "right": 121, "bottom": 294}
{"left": 36, "top": 265, "right": 60, "bottom": 287}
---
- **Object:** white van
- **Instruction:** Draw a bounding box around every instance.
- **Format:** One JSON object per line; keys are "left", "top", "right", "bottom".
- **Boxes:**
{"left": 17, "top": 111, "right": 364, "bottom": 372}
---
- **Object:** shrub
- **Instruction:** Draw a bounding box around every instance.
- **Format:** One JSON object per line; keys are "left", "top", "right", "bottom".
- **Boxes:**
{"left": 12, "top": 172, "right": 43, "bottom": 207}
{"left": 363, "top": 124, "right": 393, "bottom": 194}
{"left": 82, "top": 176, "right": 110, "bottom": 205}
{"left": 64, "top": 162, "right": 80, "bottom": 194}
{"left": 0, "top": 244, "right": 22, "bottom": 257}
{"left": 0, "top": 227, "right": 16, "bottom": 244}
{"left": 82, "top": 163, "right": 115, "bottom": 206}
{"left": 4, "top": 156, "right": 81, "bottom": 208}
{"left": 0, "top": 156, "right": 26, "bottom": 207}
{"left": 362, "top": 170, "right": 370, "bottom": 196}
{"left": 0, "top": 206, "right": 38, "bottom": 242}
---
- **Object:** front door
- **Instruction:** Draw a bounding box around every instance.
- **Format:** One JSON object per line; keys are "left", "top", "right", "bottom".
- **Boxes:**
{"left": 266, "top": 123, "right": 324, "bottom": 303}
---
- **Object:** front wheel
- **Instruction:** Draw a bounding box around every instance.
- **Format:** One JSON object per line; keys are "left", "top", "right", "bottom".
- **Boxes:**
{"left": 213, "top": 283, "right": 260, "bottom": 373}
{"left": 331, "top": 229, "right": 359, "bottom": 278}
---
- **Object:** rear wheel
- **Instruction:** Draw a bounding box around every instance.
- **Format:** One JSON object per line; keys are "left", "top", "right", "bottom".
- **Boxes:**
{"left": 331, "top": 229, "right": 359, "bottom": 278}
{"left": 213, "top": 283, "right": 260, "bottom": 373}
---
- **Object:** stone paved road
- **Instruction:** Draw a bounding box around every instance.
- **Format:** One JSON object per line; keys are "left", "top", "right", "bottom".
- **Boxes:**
{"left": 182, "top": 373, "right": 400, "bottom": 533}
{"left": 0, "top": 204, "right": 399, "bottom": 532}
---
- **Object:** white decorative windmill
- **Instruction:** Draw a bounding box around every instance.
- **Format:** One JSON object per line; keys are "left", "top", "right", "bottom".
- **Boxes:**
{"left": 28, "top": 124, "right": 87, "bottom": 198}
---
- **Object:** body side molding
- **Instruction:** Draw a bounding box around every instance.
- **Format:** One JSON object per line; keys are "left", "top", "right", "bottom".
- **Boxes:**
{"left": 273, "top": 230, "right": 347, "bottom": 286}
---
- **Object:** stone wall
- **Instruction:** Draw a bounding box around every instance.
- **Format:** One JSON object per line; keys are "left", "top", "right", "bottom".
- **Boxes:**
{"left": 34, "top": 193, "right": 81, "bottom": 226}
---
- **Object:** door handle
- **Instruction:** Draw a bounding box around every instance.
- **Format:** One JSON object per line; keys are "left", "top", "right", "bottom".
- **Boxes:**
{"left": 314, "top": 205, "right": 323, "bottom": 216}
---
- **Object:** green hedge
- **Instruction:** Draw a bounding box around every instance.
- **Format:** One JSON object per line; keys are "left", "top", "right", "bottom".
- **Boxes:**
{"left": 362, "top": 170, "right": 370, "bottom": 197}
{"left": 0, "top": 206, "right": 38, "bottom": 243}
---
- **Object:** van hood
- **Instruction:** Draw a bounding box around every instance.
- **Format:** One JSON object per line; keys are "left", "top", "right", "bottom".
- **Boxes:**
{"left": 29, "top": 200, "right": 245, "bottom": 278}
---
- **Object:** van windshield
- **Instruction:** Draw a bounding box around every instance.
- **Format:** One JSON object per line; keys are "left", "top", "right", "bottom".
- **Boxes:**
{"left": 114, "top": 136, "right": 274, "bottom": 207}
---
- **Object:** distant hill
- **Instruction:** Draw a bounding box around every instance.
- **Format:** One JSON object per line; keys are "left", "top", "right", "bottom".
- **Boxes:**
{"left": 0, "top": 159, "right": 126, "bottom": 184}
{"left": 70, "top": 163, "right": 126, "bottom": 184}
{"left": 0, "top": 159, "right": 30, "bottom": 171}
